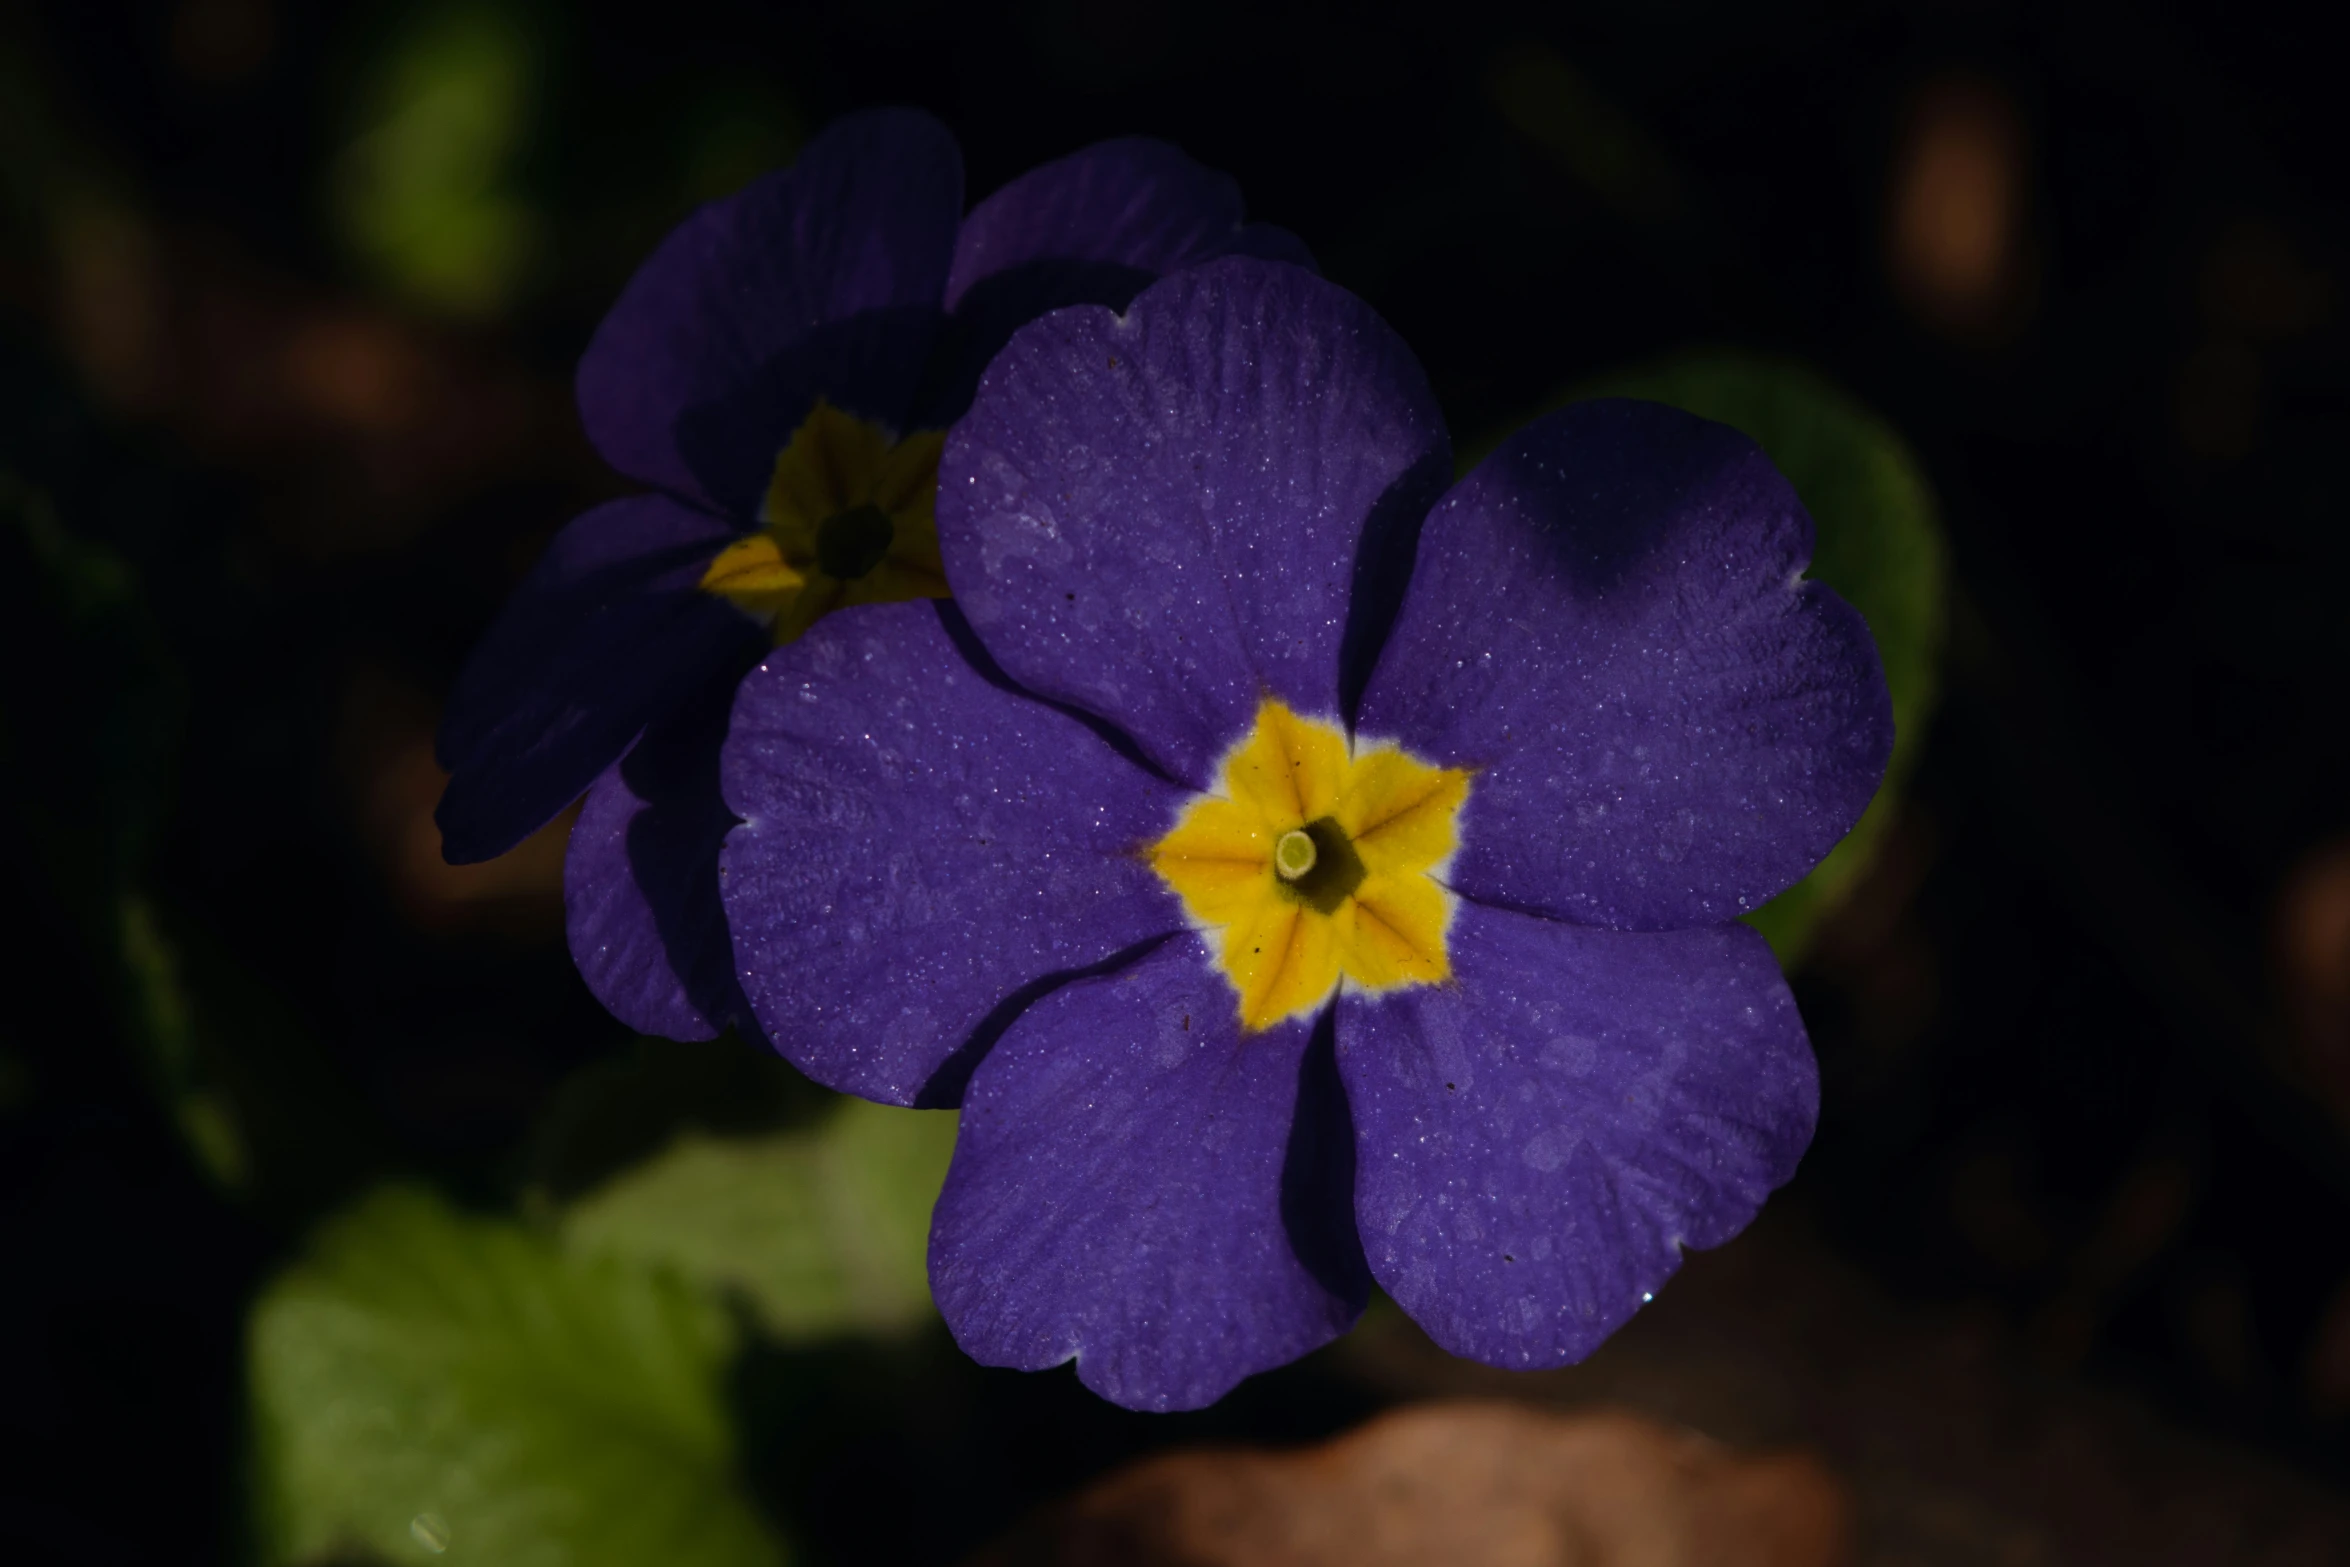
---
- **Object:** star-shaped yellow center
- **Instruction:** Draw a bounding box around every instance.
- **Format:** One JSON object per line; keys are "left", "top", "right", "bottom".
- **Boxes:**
{"left": 1149, "top": 700, "right": 1471, "bottom": 1031}
{"left": 699, "top": 399, "right": 950, "bottom": 644}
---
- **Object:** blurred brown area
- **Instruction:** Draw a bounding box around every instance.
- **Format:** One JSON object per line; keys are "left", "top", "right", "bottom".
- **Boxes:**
{"left": 1335, "top": 1214, "right": 2350, "bottom": 1567}
{"left": 1889, "top": 75, "right": 2033, "bottom": 342}
{"left": 2179, "top": 221, "right": 2334, "bottom": 462}
{"left": 49, "top": 206, "right": 592, "bottom": 560}
{"left": 335, "top": 664, "right": 570, "bottom": 934}
{"left": 2273, "top": 839, "right": 2350, "bottom": 1136}
{"left": 974, "top": 1402, "right": 1850, "bottom": 1567}
{"left": 169, "top": 0, "right": 275, "bottom": 90}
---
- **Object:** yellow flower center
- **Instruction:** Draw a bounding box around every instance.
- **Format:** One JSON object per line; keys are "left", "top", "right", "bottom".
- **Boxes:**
{"left": 698, "top": 398, "right": 951, "bottom": 644}
{"left": 1148, "top": 699, "right": 1471, "bottom": 1032}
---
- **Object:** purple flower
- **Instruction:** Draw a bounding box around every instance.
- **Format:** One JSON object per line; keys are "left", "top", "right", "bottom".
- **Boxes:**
{"left": 717, "top": 258, "right": 1892, "bottom": 1410}
{"left": 433, "top": 108, "right": 1308, "bottom": 1043}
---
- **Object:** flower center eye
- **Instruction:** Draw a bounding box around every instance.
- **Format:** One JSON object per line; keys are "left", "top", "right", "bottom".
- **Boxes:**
{"left": 1273, "top": 828, "right": 1317, "bottom": 879}
{"left": 698, "top": 399, "right": 949, "bottom": 646}
{"left": 1277, "top": 816, "right": 1366, "bottom": 915}
{"left": 816, "top": 503, "right": 895, "bottom": 581}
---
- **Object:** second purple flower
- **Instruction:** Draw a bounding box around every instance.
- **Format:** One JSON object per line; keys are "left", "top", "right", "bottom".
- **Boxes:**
{"left": 433, "top": 108, "right": 1306, "bottom": 1043}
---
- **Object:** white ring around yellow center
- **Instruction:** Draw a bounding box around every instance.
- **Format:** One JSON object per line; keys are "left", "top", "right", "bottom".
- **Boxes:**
{"left": 1148, "top": 699, "right": 1470, "bottom": 1032}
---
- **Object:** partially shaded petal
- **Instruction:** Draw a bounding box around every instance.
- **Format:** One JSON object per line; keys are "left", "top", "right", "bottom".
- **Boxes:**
{"left": 1338, "top": 901, "right": 1815, "bottom": 1370}
{"left": 1359, "top": 400, "right": 1892, "bottom": 930}
{"left": 718, "top": 601, "right": 1187, "bottom": 1106}
{"left": 1223, "top": 223, "right": 1318, "bottom": 270}
{"left": 923, "top": 138, "right": 1316, "bottom": 421}
{"left": 931, "top": 936, "right": 1368, "bottom": 1411}
{"left": 944, "top": 138, "right": 1308, "bottom": 311}
{"left": 940, "top": 258, "right": 1450, "bottom": 787}
{"left": 565, "top": 674, "right": 755, "bottom": 1042}
{"left": 577, "top": 108, "right": 961, "bottom": 517}
{"left": 436, "top": 495, "right": 765, "bottom": 864}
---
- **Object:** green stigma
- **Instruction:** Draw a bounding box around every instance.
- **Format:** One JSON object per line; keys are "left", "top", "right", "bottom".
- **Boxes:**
{"left": 1276, "top": 817, "right": 1366, "bottom": 915}
{"left": 1274, "top": 828, "right": 1318, "bottom": 880}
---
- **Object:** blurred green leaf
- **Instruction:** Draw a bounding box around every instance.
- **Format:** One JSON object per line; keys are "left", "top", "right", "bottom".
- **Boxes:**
{"left": 0, "top": 1047, "right": 31, "bottom": 1113}
{"left": 1571, "top": 352, "right": 1948, "bottom": 962}
{"left": 334, "top": 2, "right": 540, "bottom": 315}
{"left": 523, "top": 1032, "right": 831, "bottom": 1206}
{"left": 4, "top": 463, "right": 378, "bottom": 1210}
{"left": 115, "top": 888, "right": 387, "bottom": 1213}
{"left": 678, "top": 82, "right": 803, "bottom": 206}
{"left": 1, "top": 477, "right": 254, "bottom": 1186}
{"left": 250, "top": 1187, "right": 784, "bottom": 1567}
{"left": 563, "top": 1099, "right": 956, "bottom": 1342}
{"left": 119, "top": 893, "right": 250, "bottom": 1190}
{"left": 0, "top": 473, "right": 179, "bottom": 895}
{"left": 1490, "top": 45, "right": 1688, "bottom": 223}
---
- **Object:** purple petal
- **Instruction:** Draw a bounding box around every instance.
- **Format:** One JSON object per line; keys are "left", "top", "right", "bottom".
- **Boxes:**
{"left": 931, "top": 935, "right": 1368, "bottom": 1412}
{"left": 576, "top": 108, "right": 962, "bottom": 517}
{"left": 944, "top": 137, "right": 1309, "bottom": 311}
{"left": 436, "top": 495, "right": 765, "bottom": 864}
{"left": 920, "top": 138, "right": 1315, "bottom": 421}
{"left": 718, "top": 601, "right": 1186, "bottom": 1106}
{"left": 565, "top": 672, "right": 757, "bottom": 1042}
{"left": 1338, "top": 901, "right": 1815, "bottom": 1370}
{"left": 939, "top": 257, "right": 1450, "bottom": 788}
{"left": 1222, "top": 223, "right": 1318, "bottom": 269}
{"left": 1359, "top": 400, "right": 1893, "bottom": 930}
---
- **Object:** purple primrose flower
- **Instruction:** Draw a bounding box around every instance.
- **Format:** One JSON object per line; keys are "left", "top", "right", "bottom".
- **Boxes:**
{"left": 433, "top": 108, "right": 1307, "bottom": 1042}
{"left": 716, "top": 258, "right": 1893, "bottom": 1410}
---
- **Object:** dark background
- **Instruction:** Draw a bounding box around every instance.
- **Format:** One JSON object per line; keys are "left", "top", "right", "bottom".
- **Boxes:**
{"left": 5, "top": 1, "right": 2349, "bottom": 1562}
